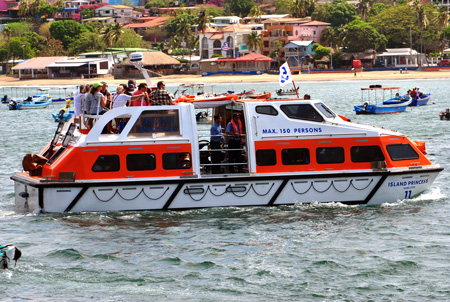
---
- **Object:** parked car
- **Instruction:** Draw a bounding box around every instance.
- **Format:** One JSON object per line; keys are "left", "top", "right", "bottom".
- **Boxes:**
{"left": 437, "top": 59, "right": 450, "bottom": 66}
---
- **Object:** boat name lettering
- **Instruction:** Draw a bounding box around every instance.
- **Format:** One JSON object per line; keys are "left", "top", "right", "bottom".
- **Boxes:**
{"left": 140, "top": 117, "right": 179, "bottom": 133}
{"left": 387, "top": 179, "right": 428, "bottom": 187}
{"left": 261, "top": 127, "right": 323, "bottom": 135}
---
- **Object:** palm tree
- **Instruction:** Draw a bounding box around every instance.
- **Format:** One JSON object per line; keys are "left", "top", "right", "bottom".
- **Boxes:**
{"left": 356, "top": 0, "right": 370, "bottom": 20}
{"left": 196, "top": 10, "right": 211, "bottom": 33}
{"left": 100, "top": 23, "right": 125, "bottom": 62}
{"left": 2, "top": 26, "right": 12, "bottom": 73}
{"left": 290, "top": 0, "right": 316, "bottom": 18}
{"left": 18, "top": 0, "right": 30, "bottom": 17}
{"left": 432, "top": 9, "right": 449, "bottom": 56}
{"left": 246, "top": 30, "right": 262, "bottom": 52}
{"left": 248, "top": 5, "right": 262, "bottom": 23}
{"left": 270, "top": 41, "right": 284, "bottom": 68}
{"left": 413, "top": 0, "right": 428, "bottom": 66}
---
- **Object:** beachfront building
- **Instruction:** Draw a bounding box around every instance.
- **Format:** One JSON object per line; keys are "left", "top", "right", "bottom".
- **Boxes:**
{"left": 199, "top": 24, "right": 259, "bottom": 59}
{"left": 11, "top": 57, "right": 110, "bottom": 79}
{"left": 199, "top": 53, "right": 273, "bottom": 76}
{"left": 11, "top": 57, "right": 67, "bottom": 80}
{"left": 375, "top": 48, "right": 426, "bottom": 68}
{"left": 340, "top": 49, "right": 377, "bottom": 69}
{"left": 113, "top": 51, "right": 181, "bottom": 79}
{"left": 284, "top": 41, "right": 315, "bottom": 68}
{"left": 261, "top": 18, "right": 330, "bottom": 57}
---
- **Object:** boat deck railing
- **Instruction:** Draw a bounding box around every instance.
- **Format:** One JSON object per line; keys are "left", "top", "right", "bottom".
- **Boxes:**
{"left": 198, "top": 133, "right": 249, "bottom": 174}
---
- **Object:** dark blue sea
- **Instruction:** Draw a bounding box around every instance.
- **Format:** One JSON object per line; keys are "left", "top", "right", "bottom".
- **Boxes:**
{"left": 0, "top": 79, "right": 449, "bottom": 301}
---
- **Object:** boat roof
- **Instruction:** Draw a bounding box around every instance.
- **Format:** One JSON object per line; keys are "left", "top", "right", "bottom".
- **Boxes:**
{"left": 361, "top": 87, "right": 400, "bottom": 91}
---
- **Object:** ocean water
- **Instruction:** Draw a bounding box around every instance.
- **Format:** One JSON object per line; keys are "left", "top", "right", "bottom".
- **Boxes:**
{"left": 0, "top": 78, "right": 449, "bottom": 301}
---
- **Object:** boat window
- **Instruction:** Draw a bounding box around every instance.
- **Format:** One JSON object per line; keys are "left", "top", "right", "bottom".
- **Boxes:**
{"left": 255, "top": 105, "right": 278, "bottom": 116}
{"left": 92, "top": 155, "right": 120, "bottom": 172}
{"left": 315, "top": 103, "right": 336, "bottom": 118}
{"left": 163, "top": 153, "right": 192, "bottom": 169}
{"left": 386, "top": 144, "right": 419, "bottom": 161}
{"left": 128, "top": 110, "right": 180, "bottom": 138}
{"left": 127, "top": 154, "right": 156, "bottom": 171}
{"left": 280, "top": 104, "right": 324, "bottom": 122}
{"left": 351, "top": 146, "right": 385, "bottom": 162}
{"left": 256, "top": 149, "right": 276, "bottom": 166}
{"left": 282, "top": 148, "right": 310, "bottom": 165}
{"left": 316, "top": 147, "right": 344, "bottom": 164}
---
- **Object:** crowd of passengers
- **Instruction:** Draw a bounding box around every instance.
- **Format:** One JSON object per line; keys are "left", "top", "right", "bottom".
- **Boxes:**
{"left": 73, "top": 79, "right": 248, "bottom": 173}
{"left": 73, "top": 79, "right": 174, "bottom": 132}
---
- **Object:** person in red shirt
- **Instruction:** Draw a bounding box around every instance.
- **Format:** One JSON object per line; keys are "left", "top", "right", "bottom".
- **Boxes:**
{"left": 130, "top": 83, "right": 150, "bottom": 106}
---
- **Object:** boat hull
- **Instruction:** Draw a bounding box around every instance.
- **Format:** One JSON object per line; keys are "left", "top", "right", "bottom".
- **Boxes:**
{"left": 12, "top": 166, "right": 442, "bottom": 213}
{"left": 354, "top": 100, "right": 412, "bottom": 114}
{"left": 410, "top": 94, "right": 431, "bottom": 106}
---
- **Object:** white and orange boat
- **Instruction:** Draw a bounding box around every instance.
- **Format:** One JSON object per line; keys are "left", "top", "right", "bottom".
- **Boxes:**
{"left": 11, "top": 96, "right": 443, "bottom": 213}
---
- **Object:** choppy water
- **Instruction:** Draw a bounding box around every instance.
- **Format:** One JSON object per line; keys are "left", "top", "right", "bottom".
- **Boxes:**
{"left": 1, "top": 79, "right": 449, "bottom": 301}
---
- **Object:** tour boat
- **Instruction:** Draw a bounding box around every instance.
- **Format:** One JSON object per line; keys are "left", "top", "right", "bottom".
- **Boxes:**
{"left": 11, "top": 96, "right": 443, "bottom": 213}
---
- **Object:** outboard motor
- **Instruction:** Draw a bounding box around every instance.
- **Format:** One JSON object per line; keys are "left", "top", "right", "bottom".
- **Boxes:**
{"left": 8, "top": 99, "right": 17, "bottom": 109}
{"left": 362, "top": 101, "right": 369, "bottom": 112}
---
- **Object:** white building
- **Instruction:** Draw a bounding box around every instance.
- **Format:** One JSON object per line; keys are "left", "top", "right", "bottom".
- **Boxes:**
{"left": 376, "top": 48, "right": 426, "bottom": 67}
{"left": 95, "top": 5, "right": 133, "bottom": 24}
{"left": 211, "top": 16, "right": 242, "bottom": 30}
{"left": 199, "top": 23, "right": 261, "bottom": 59}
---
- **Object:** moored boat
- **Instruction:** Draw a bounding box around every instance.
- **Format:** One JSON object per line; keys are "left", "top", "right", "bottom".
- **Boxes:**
{"left": 248, "top": 91, "right": 272, "bottom": 99}
{"left": 410, "top": 93, "right": 431, "bottom": 106}
{"left": 275, "top": 88, "right": 297, "bottom": 96}
{"left": 11, "top": 95, "right": 442, "bottom": 213}
{"left": 354, "top": 86, "right": 412, "bottom": 114}
{"left": 7, "top": 94, "right": 52, "bottom": 110}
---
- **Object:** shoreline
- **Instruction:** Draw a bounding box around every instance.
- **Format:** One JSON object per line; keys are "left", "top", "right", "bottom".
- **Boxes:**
{"left": 1, "top": 70, "right": 450, "bottom": 86}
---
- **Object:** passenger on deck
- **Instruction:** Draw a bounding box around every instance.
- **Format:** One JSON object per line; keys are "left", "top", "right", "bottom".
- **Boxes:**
{"left": 226, "top": 113, "right": 244, "bottom": 173}
{"left": 151, "top": 81, "right": 174, "bottom": 106}
{"left": 74, "top": 85, "right": 85, "bottom": 128}
{"left": 100, "top": 81, "right": 112, "bottom": 110}
{"left": 210, "top": 114, "right": 224, "bottom": 174}
{"left": 131, "top": 83, "right": 150, "bottom": 106}
{"left": 303, "top": 94, "right": 311, "bottom": 99}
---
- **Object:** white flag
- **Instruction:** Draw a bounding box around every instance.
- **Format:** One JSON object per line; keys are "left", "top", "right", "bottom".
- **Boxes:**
{"left": 279, "top": 62, "right": 293, "bottom": 87}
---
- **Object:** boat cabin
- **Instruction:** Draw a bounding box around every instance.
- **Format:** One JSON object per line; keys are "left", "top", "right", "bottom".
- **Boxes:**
{"left": 30, "top": 97, "right": 432, "bottom": 183}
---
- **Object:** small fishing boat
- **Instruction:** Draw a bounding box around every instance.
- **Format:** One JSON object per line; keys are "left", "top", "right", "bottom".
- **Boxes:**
{"left": 275, "top": 88, "right": 297, "bottom": 96}
{"left": 354, "top": 85, "right": 412, "bottom": 114}
{"left": 237, "top": 88, "right": 255, "bottom": 96}
{"left": 51, "top": 87, "right": 76, "bottom": 103}
{"left": 8, "top": 94, "right": 52, "bottom": 110}
{"left": 410, "top": 93, "right": 431, "bottom": 106}
{"left": 0, "top": 245, "right": 22, "bottom": 269}
{"left": 248, "top": 91, "right": 272, "bottom": 99}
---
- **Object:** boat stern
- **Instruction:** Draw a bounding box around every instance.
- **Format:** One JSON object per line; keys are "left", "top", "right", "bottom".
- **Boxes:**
{"left": 12, "top": 175, "right": 40, "bottom": 213}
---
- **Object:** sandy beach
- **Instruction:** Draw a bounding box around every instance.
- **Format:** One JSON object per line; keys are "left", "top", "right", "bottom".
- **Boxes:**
{"left": 1, "top": 70, "right": 450, "bottom": 86}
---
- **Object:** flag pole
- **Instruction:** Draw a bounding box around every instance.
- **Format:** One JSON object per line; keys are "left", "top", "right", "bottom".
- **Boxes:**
{"left": 292, "top": 80, "right": 299, "bottom": 98}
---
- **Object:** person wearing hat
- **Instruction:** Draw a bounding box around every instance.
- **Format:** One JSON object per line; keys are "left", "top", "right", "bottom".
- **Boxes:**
{"left": 131, "top": 83, "right": 150, "bottom": 106}
{"left": 226, "top": 113, "right": 244, "bottom": 173}
{"left": 151, "top": 81, "right": 174, "bottom": 106}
